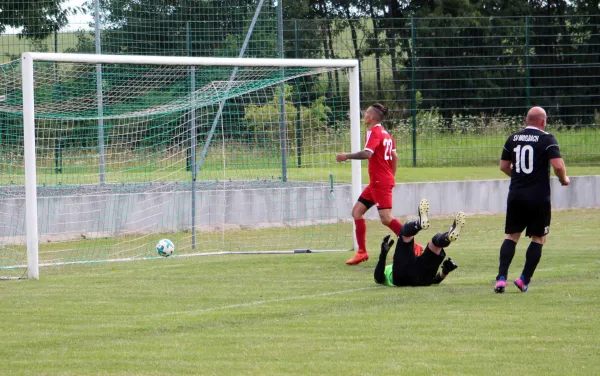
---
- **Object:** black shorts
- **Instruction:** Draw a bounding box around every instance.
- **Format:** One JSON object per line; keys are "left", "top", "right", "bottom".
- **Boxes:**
{"left": 392, "top": 240, "right": 445, "bottom": 287}
{"left": 505, "top": 199, "right": 551, "bottom": 237}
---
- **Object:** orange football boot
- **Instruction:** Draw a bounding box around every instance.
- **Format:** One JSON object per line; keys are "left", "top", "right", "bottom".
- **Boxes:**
{"left": 346, "top": 251, "right": 369, "bottom": 265}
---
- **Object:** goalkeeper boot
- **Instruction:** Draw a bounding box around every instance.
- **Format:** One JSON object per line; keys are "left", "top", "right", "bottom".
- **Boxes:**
{"left": 514, "top": 275, "right": 529, "bottom": 292}
{"left": 402, "top": 199, "right": 431, "bottom": 238}
{"left": 494, "top": 276, "right": 507, "bottom": 294}
{"left": 418, "top": 198, "right": 430, "bottom": 230}
{"left": 346, "top": 251, "right": 369, "bottom": 265}
{"left": 432, "top": 211, "right": 466, "bottom": 248}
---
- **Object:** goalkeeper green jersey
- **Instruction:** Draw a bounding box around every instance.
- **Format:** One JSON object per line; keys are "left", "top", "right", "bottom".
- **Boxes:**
{"left": 383, "top": 265, "right": 395, "bottom": 287}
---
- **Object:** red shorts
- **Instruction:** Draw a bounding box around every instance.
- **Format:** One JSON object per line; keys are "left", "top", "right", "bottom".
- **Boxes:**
{"left": 414, "top": 243, "right": 424, "bottom": 256}
{"left": 358, "top": 183, "right": 394, "bottom": 210}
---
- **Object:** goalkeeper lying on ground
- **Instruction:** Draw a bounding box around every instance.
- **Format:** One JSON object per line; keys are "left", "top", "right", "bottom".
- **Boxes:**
{"left": 374, "top": 199, "right": 466, "bottom": 287}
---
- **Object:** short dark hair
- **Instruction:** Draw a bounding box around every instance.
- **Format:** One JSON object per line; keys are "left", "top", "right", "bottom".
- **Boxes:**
{"left": 370, "top": 103, "right": 389, "bottom": 120}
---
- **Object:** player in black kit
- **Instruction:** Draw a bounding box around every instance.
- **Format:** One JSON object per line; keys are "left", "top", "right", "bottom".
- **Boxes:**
{"left": 494, "top": 106, "right": 570, "bottom": 293}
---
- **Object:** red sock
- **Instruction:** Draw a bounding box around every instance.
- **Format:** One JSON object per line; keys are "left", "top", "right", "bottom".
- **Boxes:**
{"left": 387, "top": 219, "right": 403, "bottom": 236}
{"left": 354, "top": 219, "right": 367, "bottom": 252}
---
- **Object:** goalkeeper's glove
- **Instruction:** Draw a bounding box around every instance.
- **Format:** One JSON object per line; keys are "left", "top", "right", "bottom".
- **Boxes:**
{"left": 441, "top": 258, "right": 458, "bottom": 275}
{"left": 381, "top": 235, "right": 395, "bottom": 254}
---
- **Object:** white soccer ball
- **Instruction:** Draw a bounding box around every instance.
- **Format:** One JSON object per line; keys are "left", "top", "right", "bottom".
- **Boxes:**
{"left": 156, "top": 239, "right": 174, "bottom": 257}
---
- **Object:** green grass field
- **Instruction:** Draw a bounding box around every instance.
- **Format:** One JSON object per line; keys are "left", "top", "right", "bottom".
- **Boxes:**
{"left": 2, "top": 209, "right": 599, "bottom": 375}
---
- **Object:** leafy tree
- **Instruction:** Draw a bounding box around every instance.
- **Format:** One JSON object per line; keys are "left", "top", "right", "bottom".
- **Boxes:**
{"left": 0, "top": 0, "right": 75, "bottom": 39}
{"left": 90, "top": 0, "right": 278, "bottom": 57}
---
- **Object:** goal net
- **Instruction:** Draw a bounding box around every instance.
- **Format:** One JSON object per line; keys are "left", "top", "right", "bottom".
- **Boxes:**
{"left": 0, "top": 53, "right": 361, "bottom": 279}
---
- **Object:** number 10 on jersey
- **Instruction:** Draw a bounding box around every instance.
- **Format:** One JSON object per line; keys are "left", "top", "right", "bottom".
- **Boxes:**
{"left": 513, "top": 145, "right": 534, "bottom": 174}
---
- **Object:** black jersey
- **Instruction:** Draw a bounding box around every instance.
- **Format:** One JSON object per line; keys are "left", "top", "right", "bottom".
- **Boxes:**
{"left": 501, "top": 126, "right": 562, "bottom": 202}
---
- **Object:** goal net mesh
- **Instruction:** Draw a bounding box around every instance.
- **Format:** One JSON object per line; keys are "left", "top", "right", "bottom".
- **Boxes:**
{"left": 0, "top": 59, "right": 355, "bottom": 277}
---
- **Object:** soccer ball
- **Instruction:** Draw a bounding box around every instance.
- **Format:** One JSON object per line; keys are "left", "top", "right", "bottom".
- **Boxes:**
{"left": 156, "top": 239, "right": 174, "bottom": 257}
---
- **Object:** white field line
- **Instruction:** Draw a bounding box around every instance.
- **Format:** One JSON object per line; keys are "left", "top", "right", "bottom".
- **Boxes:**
{"left": 0, "top": 249, "right": 350, "bottom": 270}
{"left": 152, "top": 286, "right": 381, "bottom": 318}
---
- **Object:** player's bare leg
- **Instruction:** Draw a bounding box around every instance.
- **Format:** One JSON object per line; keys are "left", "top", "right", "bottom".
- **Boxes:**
{"left": 347, "top": 201, "right": 370, "bottom": 265}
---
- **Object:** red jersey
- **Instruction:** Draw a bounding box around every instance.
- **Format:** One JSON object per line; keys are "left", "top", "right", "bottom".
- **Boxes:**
{"left": 364, "top": 124, "right": 396, "bottom": 185}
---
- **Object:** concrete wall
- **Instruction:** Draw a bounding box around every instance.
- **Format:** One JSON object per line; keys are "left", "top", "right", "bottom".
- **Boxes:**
{"left": 371, "top": 175, "right": 600, "bottom": 219}
{"left": 1, "top": 176, "right": 598, "bottom": 242}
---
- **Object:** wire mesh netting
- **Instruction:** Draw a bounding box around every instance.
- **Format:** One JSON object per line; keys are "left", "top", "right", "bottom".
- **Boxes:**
{"left": 1, "top": 8, "right": 598, "bottom": 166}
{"left": 0, "top": 59, "right": 356, "bottom": 277}
{"left": 1, "top": 2, "right": 599, "bottom": 278}
{"left": 286, "top": 16, "right": 600, "bottom": 167}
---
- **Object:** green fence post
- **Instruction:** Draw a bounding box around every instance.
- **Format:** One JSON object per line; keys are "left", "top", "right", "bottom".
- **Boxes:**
{"left": 411, "top": 17, "right": 417, "bottom": 167}
{"left": 53, "top": 30, "right": 62, "bottom": 174}
{"left": 525, "top": 16, "right": 531, "bottom": 110}
{"left": 295, "top": 19, "right": 302, "bottom": 168}
{"left": 278, "top": 0, "right": 287, "bottom": 182}
{"left": 186, "top": 22, "right": 192, "bottom": 172}
{"left": 187, "top": 21, "right": 198, "bottom": 249}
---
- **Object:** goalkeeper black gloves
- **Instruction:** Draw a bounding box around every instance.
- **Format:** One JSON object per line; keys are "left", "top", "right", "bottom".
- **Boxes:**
{"left": 441, "top": 258, "right": 458, "bottom": 275}
{"left": 381, "top": 234, "right": 395, "bottom": 254}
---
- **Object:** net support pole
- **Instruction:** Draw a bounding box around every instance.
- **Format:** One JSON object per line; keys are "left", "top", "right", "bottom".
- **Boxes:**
{"left": 94, "top": 0, "right": 106, "bottom": 184}
{"left": 22, "top": 53, "right": 39, "bottom": 280}
{"left": 187, "top": 23, "right": 198, "bottom": 249}
{"left": 410, "top": 16, "right": 417, "bottom": 168}
{"left": 195, "top": 0, "right": 266, "bottom": 178}
{"left": 525, "top": 15, "right": 531, "bottom": 110}
{"left": 192, "top": 0, "right": 265, "bottom": 247}
{"left": 294, "top": 19, "right": 302, "bottom": 168}
{"left": 349, "top": 64, "right": 362, "bottom": 252}
{"left": 278, "top": 0, "right": 287, "bottom": 182}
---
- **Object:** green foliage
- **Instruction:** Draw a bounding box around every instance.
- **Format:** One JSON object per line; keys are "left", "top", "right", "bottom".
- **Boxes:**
{"left": 0, "top": 0, "right": 75, "bottom": 39}
{"left": 243, "top": 84, "right": 332, "bottom": 145}
{"left": 96, "top": 0, "right": 278, "bottom": 58}
{"left": 64, "top": 29, "right": 96, "bottom": 53}
{"left": 391, "top": 109, "right": 524, "bottom": 136}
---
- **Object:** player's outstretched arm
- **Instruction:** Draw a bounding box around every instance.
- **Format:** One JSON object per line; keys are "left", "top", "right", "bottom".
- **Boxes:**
{"left": 336, "top": 150, "right": 373, "bottom": 162}
{"left": 374, "top": 235, "right": 394, "bottom": 285}
{"left": 550, "top": 157, "right": 570, "bottom": 186}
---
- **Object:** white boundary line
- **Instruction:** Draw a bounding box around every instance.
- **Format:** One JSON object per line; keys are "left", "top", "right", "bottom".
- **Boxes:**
{"left": 0, "top": 249, "right": 350, "bottom": 270}
{"left": 153, "top": 286, "right": 381, "bottom": 318}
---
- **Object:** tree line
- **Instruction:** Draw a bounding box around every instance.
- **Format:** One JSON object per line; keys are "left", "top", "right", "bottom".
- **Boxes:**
{"left": 1, "top": 0, "right": 599, "bottom": 127}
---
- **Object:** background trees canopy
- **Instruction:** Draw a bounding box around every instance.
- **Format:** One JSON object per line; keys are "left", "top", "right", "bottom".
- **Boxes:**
{"left": 1, "top": 0, "right": 598, "bottom": 126}
{"left": 0, "top": 0, "right": 75, "bottom": 39}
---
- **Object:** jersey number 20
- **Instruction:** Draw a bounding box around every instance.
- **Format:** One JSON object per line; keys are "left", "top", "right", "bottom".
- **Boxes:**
{"left": 513, "top": 145, "right": 534, "bottom": 174}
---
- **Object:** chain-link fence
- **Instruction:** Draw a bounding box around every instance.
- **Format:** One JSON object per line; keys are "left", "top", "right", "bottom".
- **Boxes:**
{"left": 1, "top": 4, "right": 598, "bottom": 167}
{"left": 285, "top": 16, "right": 600, "bottom": 167}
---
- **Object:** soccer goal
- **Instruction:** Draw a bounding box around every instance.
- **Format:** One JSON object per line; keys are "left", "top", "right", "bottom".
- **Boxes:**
{"left": 0, "top": 53, "right": 362, "bottom": 279}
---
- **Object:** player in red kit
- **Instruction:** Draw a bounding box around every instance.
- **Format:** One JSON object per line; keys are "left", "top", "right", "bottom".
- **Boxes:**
{"left": 336, "top": 103, "right": 430, "bottom": 265}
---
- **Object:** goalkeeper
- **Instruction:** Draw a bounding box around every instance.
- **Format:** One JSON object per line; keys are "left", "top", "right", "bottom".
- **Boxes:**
{"left": 374, "top": 200, "right": 466, "bottom": 287}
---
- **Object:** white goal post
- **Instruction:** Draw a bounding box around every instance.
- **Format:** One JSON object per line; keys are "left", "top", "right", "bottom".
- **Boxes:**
{"left": 19, "top": 52, "right": 363, "bottom": 280}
